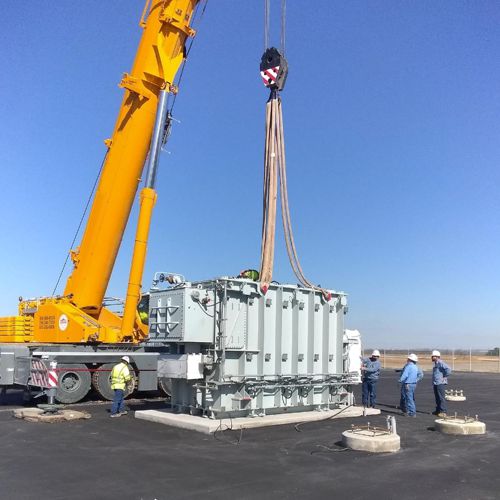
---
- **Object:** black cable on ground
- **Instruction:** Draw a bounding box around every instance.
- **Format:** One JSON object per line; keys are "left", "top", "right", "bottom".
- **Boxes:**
{"left": 294, "top": 404, "right": 354, "bottom": 432}
{"left": 213, "top": 414, "right": 243, "bottom": 445}
{"left": 310, "top": 444, "right": 350, "bottom": 455}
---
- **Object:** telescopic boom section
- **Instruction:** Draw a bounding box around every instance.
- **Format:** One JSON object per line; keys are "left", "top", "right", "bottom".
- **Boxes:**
{"left": 64, "top": 0, "right": 199, "bottom": 316}
{"left": 121, "top": 89, "right": 169, "bottom": 336}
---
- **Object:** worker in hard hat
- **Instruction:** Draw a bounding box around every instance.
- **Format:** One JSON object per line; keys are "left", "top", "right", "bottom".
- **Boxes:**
{"left": 360, "top": 350, "right": 381, "bottom": 409}
{"left": 110, "top": 356, "right": 133, "bottom": 418}
{"left": 239, "top": 269, "right": 260, "bottom": 281}
{"left": 398, "top": 353, "right": 424, "bottom": 417}
{"left": 431, "top": 350, "right": 452, "bottom": 417}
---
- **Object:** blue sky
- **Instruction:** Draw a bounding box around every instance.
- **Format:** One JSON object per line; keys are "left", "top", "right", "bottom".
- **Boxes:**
{"left": 1, "top": 1, "right": 499, "bottom": 348}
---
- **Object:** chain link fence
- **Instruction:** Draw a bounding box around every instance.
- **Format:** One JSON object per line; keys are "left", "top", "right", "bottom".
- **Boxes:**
{"left": 362, "top": 349, "right": 500, "bottom": 373}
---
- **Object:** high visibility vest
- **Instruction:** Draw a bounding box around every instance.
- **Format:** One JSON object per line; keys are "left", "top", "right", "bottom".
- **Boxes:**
{"left": 110, "top": 362, "right": 132, "bottom": 390}
{"left": 240, "top": 269, "right": 259, "bottom": 281}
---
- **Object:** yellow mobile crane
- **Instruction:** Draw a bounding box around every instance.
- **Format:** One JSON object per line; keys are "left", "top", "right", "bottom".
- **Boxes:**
{"left": 0, "top": 0, "right": 200, "bottom": 403}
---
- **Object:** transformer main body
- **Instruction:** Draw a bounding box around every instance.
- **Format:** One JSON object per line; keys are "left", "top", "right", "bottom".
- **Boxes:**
{"left": 148, "top": 277, "right": 356, "bottom": 418}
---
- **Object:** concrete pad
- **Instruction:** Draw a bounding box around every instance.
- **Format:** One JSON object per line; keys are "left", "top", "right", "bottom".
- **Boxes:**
{"left": 13, "top": 407, "right": 91, "bottom": 423}
{"left": 134, "top": 406, "right": 380, "bottom": 434}
{"left": 435, "top": 417, "right": 486, "bottom": 435}
{"left": 341, "top": 429, "right": 400, "bottom": 453}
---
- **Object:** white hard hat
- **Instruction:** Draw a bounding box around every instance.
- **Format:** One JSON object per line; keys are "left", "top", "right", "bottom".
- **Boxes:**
{"left": 431, "top": 350, "right": 441, "bottom": 357}
{"left": 121, "top": 355, "right": 130, "bottom": 363}
{"left": 408, "top": 353, "right": 418, "bottom": 362}
{"left": 371, "top": 350, "right": 380, "bottom": 357}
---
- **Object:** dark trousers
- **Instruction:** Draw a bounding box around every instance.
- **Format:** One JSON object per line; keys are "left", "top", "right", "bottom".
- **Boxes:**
{"left": 433, "top": 384, "right": 447, "bottom": 413}
{"left": 111, "top": 389, "right": 125, "bottom": 415}
{"left": 362, "top": 380, "right": 377, "bottom": 407}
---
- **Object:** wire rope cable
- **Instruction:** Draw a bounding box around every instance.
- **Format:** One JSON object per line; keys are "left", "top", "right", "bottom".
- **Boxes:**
{"left": 168, "top": 0, "right": 208, "bottom": 115}
{"left": 51, "top": 151, "right": 108, "bottom": 296}
{"left": 264, "top": 0, "right": 270, "bottom": 50}
{"left": 264, "top": 0, "right": 285, "bottom": 52}
{"left": 280, "top": 0, "right": 286, "bottom": 55}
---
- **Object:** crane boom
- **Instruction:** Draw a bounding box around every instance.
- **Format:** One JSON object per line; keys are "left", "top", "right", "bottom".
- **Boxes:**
{"left": 64, "top": 0, "right": 199, "bottom": 315}
{"left": 1, "top": 0, "right": 200, "bottom": 344}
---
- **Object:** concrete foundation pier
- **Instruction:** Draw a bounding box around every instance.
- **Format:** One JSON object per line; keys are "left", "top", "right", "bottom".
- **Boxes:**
{"left": 435, "top": 417, "right": 485, "bottom": 435}
{"left": 341, "top": 428, "right": 400, "bottom": 453}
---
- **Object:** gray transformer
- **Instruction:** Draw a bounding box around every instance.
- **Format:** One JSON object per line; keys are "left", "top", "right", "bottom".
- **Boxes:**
{"left": 148, "top": 277, "right": 355, "bottom": 418}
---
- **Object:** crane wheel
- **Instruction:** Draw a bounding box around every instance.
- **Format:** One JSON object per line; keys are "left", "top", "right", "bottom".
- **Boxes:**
{"left": 91, "top": 363, "right": 137, "bottom": 401}
{"left": 55, "top": 363, "right": 92, "bottom": 404}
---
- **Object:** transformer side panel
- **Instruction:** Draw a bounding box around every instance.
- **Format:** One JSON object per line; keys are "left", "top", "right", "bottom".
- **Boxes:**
{"left": 262, "top": 292, "right": 276, "bottom": 377}
{"left": 225, "top": 291, "right": 247, "bottom": 350}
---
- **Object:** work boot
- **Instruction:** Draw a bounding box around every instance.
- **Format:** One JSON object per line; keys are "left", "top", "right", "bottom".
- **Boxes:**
{"left": 436, "top": 412, "right": 447, "bottom": 418}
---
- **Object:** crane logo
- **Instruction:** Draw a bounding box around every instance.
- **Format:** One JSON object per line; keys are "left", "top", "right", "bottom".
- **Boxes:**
{"left": 58, "top": 314, "right": 69, "bottom": 331}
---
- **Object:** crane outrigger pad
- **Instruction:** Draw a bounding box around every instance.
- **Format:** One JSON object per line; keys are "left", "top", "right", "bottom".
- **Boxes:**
{"left": 13, "top": 407, "right": 91, "bottom": 423}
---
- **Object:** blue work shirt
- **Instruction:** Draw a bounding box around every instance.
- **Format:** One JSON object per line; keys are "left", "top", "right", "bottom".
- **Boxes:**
{"left": 362, "top": 357, "right": 381, "bottom": 382}
{"left": 432, "top": 359, "right": 451, "bottom": 385}
{"left": 399, "top": 362, "right": 423, "bottom": 384}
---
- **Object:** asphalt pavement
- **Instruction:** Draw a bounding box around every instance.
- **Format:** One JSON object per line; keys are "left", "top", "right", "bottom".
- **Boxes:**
{"left": 1, "top": 370, "right": 499, "bottom": 500}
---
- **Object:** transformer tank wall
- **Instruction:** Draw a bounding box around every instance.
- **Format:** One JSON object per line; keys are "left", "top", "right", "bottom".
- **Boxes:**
{"left": 149, "top": 278, "right": 354, "bottom": 418}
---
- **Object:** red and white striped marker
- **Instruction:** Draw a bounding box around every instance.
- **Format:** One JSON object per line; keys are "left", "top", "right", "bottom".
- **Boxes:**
{"left": 261, "top": 66, "right": 280, "bottom": 87}
{"left": 48, "top": 361, "right": 58, "bottom": 389}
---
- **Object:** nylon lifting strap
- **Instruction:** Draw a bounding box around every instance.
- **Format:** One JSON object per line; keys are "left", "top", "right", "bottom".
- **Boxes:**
{"left": 259, "top": 0, "right": 330, "bottom": 300}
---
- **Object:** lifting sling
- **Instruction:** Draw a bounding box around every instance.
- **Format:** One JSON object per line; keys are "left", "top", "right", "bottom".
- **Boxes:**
{"left": 259, "top": 0, "right": 330, "bottom": 300}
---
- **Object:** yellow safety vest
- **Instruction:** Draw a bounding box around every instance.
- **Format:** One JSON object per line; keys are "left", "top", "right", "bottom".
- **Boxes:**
{"left": 110, "top": 362, "right": 132, "bottom": 390}
{"left": 139, "top": 311, "right": 148, "bottom": 324}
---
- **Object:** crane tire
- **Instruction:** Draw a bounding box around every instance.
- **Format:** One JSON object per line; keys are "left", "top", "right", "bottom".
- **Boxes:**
{"left": 55, "top": 363, "right": 91, "bottom": 404}
{"left": 91, "top": 363, "right": 137, "bottom": 401}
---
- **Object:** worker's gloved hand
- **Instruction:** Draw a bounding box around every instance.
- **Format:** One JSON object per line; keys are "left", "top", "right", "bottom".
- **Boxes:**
{"left": 405, "top": 384, "right": 409, "bottom": 391}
